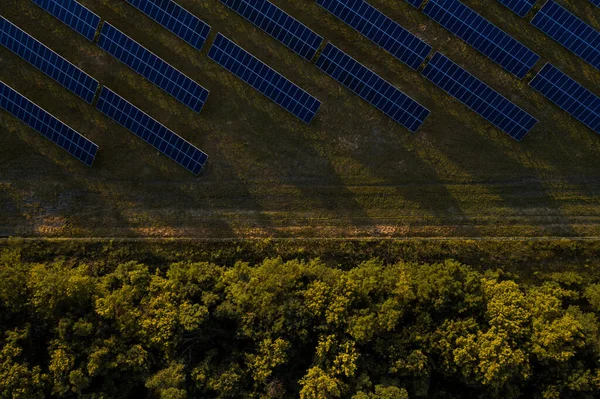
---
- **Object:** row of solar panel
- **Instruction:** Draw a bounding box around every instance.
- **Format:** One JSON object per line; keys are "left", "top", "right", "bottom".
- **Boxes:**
{"left": 0, "top": 77, "right": 210, "bottom": 172}
{"left": 117, "top": 0, "right": 430, "bottom": 129}
{"left": 33, "top": 0, "right": 213, "bottom": 51}
{"left": 401, "top": 0, "right": 600, "bottom": 79}
{"left": 216, "top": 0, "right": 548, "bottom": 137}
{"left": 0, "top": 16, "right": 99, "bottom": 104}
{"left": 6, "top": 0, "right": 327, "bottom": 170}
{"left": 25, "top": 0, "right": 600, "bottom": 129}
{"left": 5, "top": 0, "right": 328, "bottom": 167}
{"left": 2, "top": 1, "right": 210, "bottom": 173}
{"left": 6, "top": 0, "right": 600, "bottom": 166}
{"left": 7, "top": 0, "right": 427, "bottom": 166}
{"left": 491, "top": 1, "right": 600, "bottom": 74}
{"left": 25, "top": 0, "right": 546, "bottom": 138}
{"left": 239, "top": 0, "right": 598, "bottom": 140}
{"left": 31, "top": 0, "right": 212, "bottom": 113}
{"left": 352, "top": 0, "right": 538, "bottom": 78}
{"left": 419, "top": 56, "right": 600, "bottom": 139}
{"left": 420, "top": 0, "right": 540, "bottom": 79}
{"left": 32, "top": 0, "right": 100, "bottom": 41}
{"left": 317, "top": 0, "right": 600, "bottom": 139}
{"left": 0, "top": 80, "right": 98, "bottom": 166}
{"left": 532, "top": 1, "right": 600, "bottom": 72}
{"left": 496, "top": 0, "right": 535, "bottom": 18}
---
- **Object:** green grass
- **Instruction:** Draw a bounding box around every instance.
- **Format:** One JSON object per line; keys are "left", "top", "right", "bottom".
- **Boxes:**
{"left": 3, "top": 237, "right": 600, "bottom": 285}
{"left": 1, "top": 0, "right": 600, "bottom": 238}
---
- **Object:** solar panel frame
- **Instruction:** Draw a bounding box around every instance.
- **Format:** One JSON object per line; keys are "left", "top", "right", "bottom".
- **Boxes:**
{"left": 496, "top": 0, "right": 535, "bottom": 17}
{"left": 422, "top": 0, "right": 540, "bottom": 79}
{"left": 529, "top": 63, "right": 600, "bottom": 135}
{"left": 207, "top": 33, "right": 321, "bottom": 124}
{"left": 531, "top": 0, "right": 600, "bottom": 71}
{"left": 421, "top": 52, "right": 537, "bottom": 141}
{"left": 31, "top": 0, "right": 100, "bottom": 41}
{"left": 0, "top": 16, "right": 99, "bottom": 104}
{"left": 316, "top": 0, "right": 432, "bottom": 70}
{"left": 220, "top": 0, "right": 324, "bottom": 61}
{"left": 315, "top": 43, "right": 430, "bottom": 132}
{"left": 96, "top": 22, "right": 209, "bottom": 113}
{"left": 125, "top": 0, "right": 211, "bottom": 51}
{"left": 0, "top": 80, "right": 98, "bottom": 166}
{"left": 95, "top": 87, "right": 208, "bottom": 175}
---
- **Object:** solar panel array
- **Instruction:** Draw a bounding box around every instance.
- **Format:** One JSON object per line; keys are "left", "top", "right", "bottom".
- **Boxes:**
{"left": 496, "top": 0, "right": 535, "bottom": 17}
{"left": 316, "top": 43, "right": 429, "bottom": 132}
{"left": 125, "top": 0, "right": 211, "bottom": 51}
{"left": 421, "top": 53, "right": 537, "bottom": 141}
{"left": 423, "top": 0, "right": 539, "bottom": 79}
{"left": 529, "top": 63, "right": 600, "bottom": 135}
{"left": 531, "top": 1, "right": 600, "bottom": 71}
{"left": 316, "top": 0, "right": 432, "bottom": 70}
{"left": 31, "top": 0, "right": 100, "bottom": 41}
{"left": 0, "top": 81, "right": 98, "bottom": 165}
{"left": 97, "top": 22, "right": 209, "bottom": 113}
{"left": 208, "top": 33, "right": 321, "bottom": 123}
{"left": 0, "top": 17, "right": 99, "bottom": 104}
{"left": 220, "top": 0, "right": 323, "bottom": 61}
{"left": 404, "top": 0, "right": 425, "bottom": 8}
{"left": 96, "top": 87, "right": 208, "bottom": 174}
{"left": 592, "top": 0, "right": 600, "bottom": 8}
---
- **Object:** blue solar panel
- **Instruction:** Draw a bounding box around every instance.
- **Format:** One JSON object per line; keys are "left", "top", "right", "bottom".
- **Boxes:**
{"left": 496, "top": 0, "right": 535, "bottom": 17}
{"left": 529, "top": 63, "right": 600, "bottom": 135}
{"left": 531, "top": 1, "right": 600, "bottom": 71}
{"left": 591, "top": 0, "right": 600, "bottom": 8}
{"left": 421, "top": 53, "right": 537, "bottom": 141}
{"left": 404, "top": 0, "right": 424, "bottom": 8}
{"left": 125, "top": 0, "right": 211, "bottom": 51}
{"left": 96, "top": 22, "right": 209, "bottom": 113}
{"left": 0, "top": 81, "right": 98, "bottom": 166}
{"left": 316, "top": 0, "right": 432, "bottom": 70}
{"left": 0, "top": 17, "right": 99, "bottom": 104}
{"left": 316, "top": 43, "right": 429, "bottom": 132}
{"left": 423, "top": 0, "right": 540, "bottom": 79}
{"left": 96, "top": 87, "right": 208, "bottom": 174}
{"left": 208, "top": 33, "right": 321, "bottom": 124}
{"left": 220, "top": 0, "right": 323, "bottom": 61}
{"left": 31, "top": 0, "right": 100, "bottom": 41}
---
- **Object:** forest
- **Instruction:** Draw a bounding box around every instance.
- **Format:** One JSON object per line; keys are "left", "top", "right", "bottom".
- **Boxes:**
{"left": 1, "top": 243, "right": 600, "bottom": 399}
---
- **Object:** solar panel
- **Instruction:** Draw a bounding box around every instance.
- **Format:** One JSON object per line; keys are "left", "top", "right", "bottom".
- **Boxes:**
{"left": 96, "top": 87, "right": 208, "bottom": 174}
{"left": 0, "top": 81, "right": 98, "bottom": 166}
{"left": 423, "top": 0, "right": 540, "bottom": 79}
{"left": 421, "top": 53, "right": 537, "bottom": 141}
{"left": 591, "top": 0, "right": 600, "bottom": 8}
{"left": 316, "top": 0, "right": 432, "bottom": 70}
{"left": 207, "top": 33, "right": 321, "bottom": 124}
{"left": 125, "top": 0, "right": 211, "bottom": 51}
{"left": 96, "top": 22, "right": 209, "bottom": 113}
{"left": 496, "top": 0, "right": 535, "bottom": 17}
{"left": 316, "top": 43, "right": 429, "bottom": 132}
{"left": 31, "top": 0, "right": 100, "bottom": 41}
{"left": 531, "top": 1, "right": 600, "bottom": 71}
{"left": 529, "top": 63, "right": 600, "bottom": 135}
{"left": 0, "top": 17, "right": 99, "bottom": 104}
{"left": 220, "top": 0, "right": 323, "bottom": 61}
{"left": 404, "top": 0, "right": 424, "bottom": 8}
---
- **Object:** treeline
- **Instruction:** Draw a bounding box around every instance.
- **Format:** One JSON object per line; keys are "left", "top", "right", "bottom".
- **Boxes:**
{"left": 1, "top": 249, "right": 600, "bottom": 398}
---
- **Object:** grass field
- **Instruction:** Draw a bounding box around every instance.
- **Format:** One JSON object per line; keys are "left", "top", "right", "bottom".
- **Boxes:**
{"left": 2, "top": 0, "right": 600, "bottom": 239}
